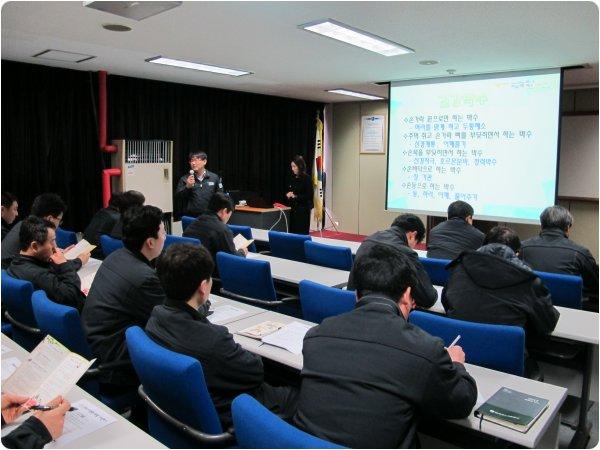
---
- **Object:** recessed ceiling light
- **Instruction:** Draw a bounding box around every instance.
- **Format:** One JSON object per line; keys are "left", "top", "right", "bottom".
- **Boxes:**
{"left": 300, "top": 19, "right": 414, "bottom": 57}
{"left": 102, "top": 24, "right": 132, "bottom": 32}
{"left": 327, "top": 89, "right": 384, "bottom": 100}
{"left": 146, "top": 56, "right": 252, "bottom": 77}
{"left": 33, "top": 49, "right": 96, "bottom": 63}
{"left": 84, "top": 1, "right": 182, "bottom": 21}
{"left": 419, "top": 60, "right": 439, "bottom": 65}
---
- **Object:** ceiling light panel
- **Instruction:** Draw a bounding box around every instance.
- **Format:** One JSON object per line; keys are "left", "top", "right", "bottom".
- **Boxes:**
{"left": 327, "top": 89, "right": 384, "bottom": 100}
{"left": 84, "top": 1, "right": 182, "bottom": 21}
{"left": 146, "top": 56, "right": 252, "bottom": 77}
{"left": 300, "top": 19, "right": 414, "bottom": 56}
{"left": 33, "top": 49, "right": 96, "bottom": 63}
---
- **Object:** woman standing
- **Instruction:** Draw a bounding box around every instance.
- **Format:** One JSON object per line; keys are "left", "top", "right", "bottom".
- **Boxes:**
{"left": 286, "top": 155, "right": 313, "bottom": 235}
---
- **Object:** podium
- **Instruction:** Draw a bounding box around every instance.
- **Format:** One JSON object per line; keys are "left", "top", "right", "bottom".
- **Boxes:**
{"left": 230, "top": 205, "right": 290, "bottom": 231}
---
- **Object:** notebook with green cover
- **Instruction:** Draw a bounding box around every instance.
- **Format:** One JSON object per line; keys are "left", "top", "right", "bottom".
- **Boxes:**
{"left": 474, "top": 387, "right": 549, "bottom": 433}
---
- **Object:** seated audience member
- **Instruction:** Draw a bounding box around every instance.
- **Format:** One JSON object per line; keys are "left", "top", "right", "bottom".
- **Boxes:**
{"left": 83, "top": 192, "right": 123, "bottom": 259}
{"left": 442, "top": 226, "right": 559, "bottom": 375}
{"left": 109, "top": 190, "right": 145, "bottom": 239}
{"left": 1, "top": 393, "right": 70, "bottom": 449}
{"left": 294, "top": 245, "right": 477, "bottom": 448}
{"left": 348, "top": 213, "right": 437, "bottom": 307}
{"left": 1, "top": 192, "right": 19, "bottom": 241}
{"left": 2, "top": 193, "right": 67, "bottom": 269}
{"left": 426, "top": 200, "right": 484, "bottom": 260}
{"left": 521, "top": 205, "right": 599, "bottom": 312}
{"left": 183, "top": 192, "right": 247, "bottom": 274}
{"left": 147, "top": 243, "right": 297, "bottom": 426}
{"left": 7, "top": 216, "right": 88, "bottom": 311}
{"left": 82, "top": 205, "right": 166, "bottom": 391}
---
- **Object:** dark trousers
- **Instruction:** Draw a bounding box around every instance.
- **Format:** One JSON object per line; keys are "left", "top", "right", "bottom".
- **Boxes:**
{"left": 290, "top": 206, "right": 311, "bottom": 235}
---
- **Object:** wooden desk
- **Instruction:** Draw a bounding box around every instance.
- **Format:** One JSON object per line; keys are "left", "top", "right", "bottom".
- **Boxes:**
{"left": 1, "top": 335, "right": 165, "bottom": 449}
{"left": 231, "top": 206, "right": 290, "bottom": 232}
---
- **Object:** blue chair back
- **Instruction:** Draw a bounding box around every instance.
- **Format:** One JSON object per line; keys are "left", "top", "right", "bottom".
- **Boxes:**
{"left": 232, "top": 394, "right": 344, "bottom": 448}
{"left": 268, "top": 230, "right": 311, "bottom": 262}
{"left": 100, "top": 234, "right": 124, "bottom": 257}
{"left": 164, "top": 234, "right": 201, "bottom": 250}
{"left": 409, "top": 311, "right": 525, "bottom": 376}
{"left": 181, "top": 216, "right": 196, "bottom": 231}
{"left": 1, "top": 270, "right": 40, "bottom": 351}
{"left": 55, "top": 227, "right": 78, "bottom": 249}
{"left": 299, "top": 280, "right": 355, "bottom": 323}
{"left": 304, "top": 241, "right": 353, "bottom": 271}
{"left": 535, "top": 270, "right": 582, "bottom": 309}
{"left": 217, "top": 252, "right": 277, "bottom": 302}
{"left": 228, "top": 225, "right": 257, "bottom": 253}
{"left": 126, "top": 326, "right": 223, "bottom": 448}
{"left": 420, "top": 257, "right": 451, "bottom": 286}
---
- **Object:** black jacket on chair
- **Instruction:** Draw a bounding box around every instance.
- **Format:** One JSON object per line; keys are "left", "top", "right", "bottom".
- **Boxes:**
{"left": 82, "top": 247, "right": 166, "bottom": 387}
{"left": 83, "top": 207, "right": 120, "bottom": 258}
{"left": 293, "top": 294, "right": 477, "bottom": 449}
{"left": 348, "top": 227, "right": 438, "bottom": 308}
{"left": 426, "top": 218, "right": 484, "bottom": 260}
{"left": 521, "top": 228, "right": 599, "bottom": 311}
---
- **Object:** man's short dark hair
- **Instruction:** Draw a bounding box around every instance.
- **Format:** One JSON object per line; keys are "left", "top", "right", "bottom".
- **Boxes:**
{"left": 391, "top": 214, "right": 426, "bottom": 243}
{"left": 122, "top": 205, "right": 163, "bottom": 252}
{"left": 156, "top": 243, "right": 214, "bottom": 301}
{"left": 30, "top": 193, "right": 66, "bottom": 218}
{"left": 483, "top": 226, "right": 521, "bottom": 253}
{"left": 118, "top": 190, "right": 145, "bottom": 214}
{"left": 1, "top": 192, "right": 17, "bottom": 209}
{"left": 208, "top": 192, "right": 234, "bottom": 214}
{"left": 189, "top": 151, "right": 208, "bottom": 161}
{"left": 540, "top": 205, "right": 573, "bottom": 231}
{"left": 352, "top": 245, "right": 416, "bottom": 302}
{"left": 19, "top": 216, "right": 55, "bottom": 251}
{"left": 447, "top": 201, "right": 474, "bottom": 220}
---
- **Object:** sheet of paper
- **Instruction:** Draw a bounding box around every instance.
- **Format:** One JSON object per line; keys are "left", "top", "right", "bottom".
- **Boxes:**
{"left": 64, "top": 239, "right": 96, "bottom": 260}
{"left": 79, "top": 272, "right": 96, "bottom": 294}
{"left": 261, "top": 321, "right": 313, "bottom": 355}
{"left": 233, "top": 234, "right": 254, "bottom": 251}
{"left": 45, "top": 399, "right": 116, "bottom": 448}
{"left": 207, "top": 305, "right": 248, "bottom": 324}
{"left": 35, "top": 354, "right": 94, "bottom": 404}
{"left": 2, "top": 344, "right": 13, "bottom": 354}
{"left": 434, "top": 285, "right": 443, "bottom": 300}
{"left": 237, "top": 321, "right": 285, "bottom": 339}
{"left": 2, "top": 357, "right": 21, "bottom": 380}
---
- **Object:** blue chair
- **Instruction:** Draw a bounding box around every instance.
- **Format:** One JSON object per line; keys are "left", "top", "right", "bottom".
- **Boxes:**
{"left": 217, "top": 252, "right": 297, "bottom": 306}
{"left": 228, "top": 224, "right": 257, "bottom": 253}
{"left": 55, "top": 227, "right": 78, "bottom": 249}
{"left": 164, "top": 234, "right": 201, "bottom": 250}
{"left": 100, "top": 234, "right": 124, "bottom": 257}
{"left": 420, "top": 257, "right": 451, "bottom": 286}
{"left": 1, "top": 322, "right": 12, "bottom": 337}
{"left": 181, "top": 215, "right": 196, "bottom": 231}
{"left": 409, "top": 311, "right": 525, "bottom": 376}
{"left": 1, "top": 271, "right": 42, "bottom": 351}
{"left": 232, "top": 394, "right": 344, "bottom": 449}
{"left": 126, "top": 326, "right": 233, "bottom": 448}
{"left": 535, "top": 271, "right": 583, "bottom": 309}
{"left": 304, "top": 241, "right": 353, "bottom": 271}
{"left": 268, "top": 230, "right": 312, "bottom": 262}
{"left": 31, "top": 290, "right": 135, "bottom": 412}
{"left": 299, "top": 280, "right": 355, "bottom": 323}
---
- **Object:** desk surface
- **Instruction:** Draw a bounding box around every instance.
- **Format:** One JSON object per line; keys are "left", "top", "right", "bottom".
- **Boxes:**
{"left": 221, "top": 307, "right": 566, "bottom": 448}
{"left": 246, "top": 252, "right": 349, "bottom": 287}
{"left": 208, "top": 294, "right": 266, "bottom": 325}
{"left": 1, "top": 335, "right": 165, "bottom": 449}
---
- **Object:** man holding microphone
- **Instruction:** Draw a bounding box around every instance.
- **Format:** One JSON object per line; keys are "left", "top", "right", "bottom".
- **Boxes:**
{"left": 176, "top": 151, "right": 223, "bottom": 217}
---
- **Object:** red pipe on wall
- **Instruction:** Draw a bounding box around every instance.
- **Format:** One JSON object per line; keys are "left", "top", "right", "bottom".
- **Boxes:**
{"left": 99, "top": 70, "right": 120, "bottom": 207}
{"left": 102, "top": 168, "right": 122, "bottom": 208}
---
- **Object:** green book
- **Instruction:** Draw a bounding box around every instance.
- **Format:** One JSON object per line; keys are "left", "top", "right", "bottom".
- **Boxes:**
{"left": 474, "top": 387, "right": 549, "bottom": 433}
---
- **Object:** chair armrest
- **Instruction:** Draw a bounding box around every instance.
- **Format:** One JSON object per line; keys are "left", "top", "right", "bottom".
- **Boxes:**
{"left": 259, "top": 250, "right": 271, "bottom": 255}
{"left": 137, "top": 386, "right": 235, "bottom": 444}
{"left": 332, "top": 282, "right": 348, "bottom": 289}
{"left": 3, "top": 311, "right": 42, "bottom": 335}
{"left": 220, "top": 288, "right": 285, "bottom": 306}
{"left": 82, "top": 359, "right": 132, "bottom": 378}
{"left": 279, "top": 296, "right": 299, "bottom": 303}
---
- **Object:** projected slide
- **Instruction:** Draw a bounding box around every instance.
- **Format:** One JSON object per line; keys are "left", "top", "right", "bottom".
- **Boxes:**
{"left": 387, "top": 69, "right": 561, "bottom": 224}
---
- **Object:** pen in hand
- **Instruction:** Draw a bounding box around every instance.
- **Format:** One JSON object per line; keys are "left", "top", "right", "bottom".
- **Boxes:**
{"left": 448, "top": 334, "right": 461, "bottom": 348}
{"left": 26, "top": 405, "right": 77, "bottom": 412}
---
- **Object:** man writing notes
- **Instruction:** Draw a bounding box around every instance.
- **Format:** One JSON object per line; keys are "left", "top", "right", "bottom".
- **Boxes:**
{"left": 176, "top": 151, "right": 223, "bottom": 217}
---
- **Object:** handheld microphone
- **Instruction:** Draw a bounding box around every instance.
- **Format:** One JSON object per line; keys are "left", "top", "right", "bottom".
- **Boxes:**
{"left": 189, "top": 169, "right": 194, "bottom": 176}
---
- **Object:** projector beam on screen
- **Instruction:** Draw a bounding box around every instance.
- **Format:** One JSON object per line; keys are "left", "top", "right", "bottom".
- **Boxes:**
{"left": 386, "top": 68, "right": 562, "bottom": 224}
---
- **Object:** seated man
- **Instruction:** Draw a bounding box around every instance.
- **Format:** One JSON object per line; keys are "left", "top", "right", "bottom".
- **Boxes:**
{"left": 294, "top": 245, "right": 477, "bottom": 448}
{"left": 82, "top": 192, "right": 123, "bottom": 259}
{"left": 2, "top": 193, "right": 67, "bottom": 269}
{"left": 426, "top": 200, "right": 484, "bottom": 260}
{"left": 521, "top": 205, "right": 599, "bottom": 312}
{"left": 109, "top": 190, "right": 145, "bottom": 239}
{"left": 183, "top": 192, "right": 247, "bottom": 274}
{"left": 442, "top": 226, "right": 560, "bottom": 368}
{"left": 348, "top": 213, "right": 437, "bottom": 308}
{"left": 82, "top": 205, "right": 166, "bottom": 391}
{"left": 147, "top": 243, "right": 297, "bottom": 427}
{"left": 1, "top": 192, "right": 19, "bottom": 241}
{"left": 7, "top": 216, "right": 88, "bottom": 311}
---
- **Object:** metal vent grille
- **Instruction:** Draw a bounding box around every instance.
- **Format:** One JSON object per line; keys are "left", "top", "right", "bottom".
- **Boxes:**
{"left": 125, "top": 140, "right": 171, "bottom": 163}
